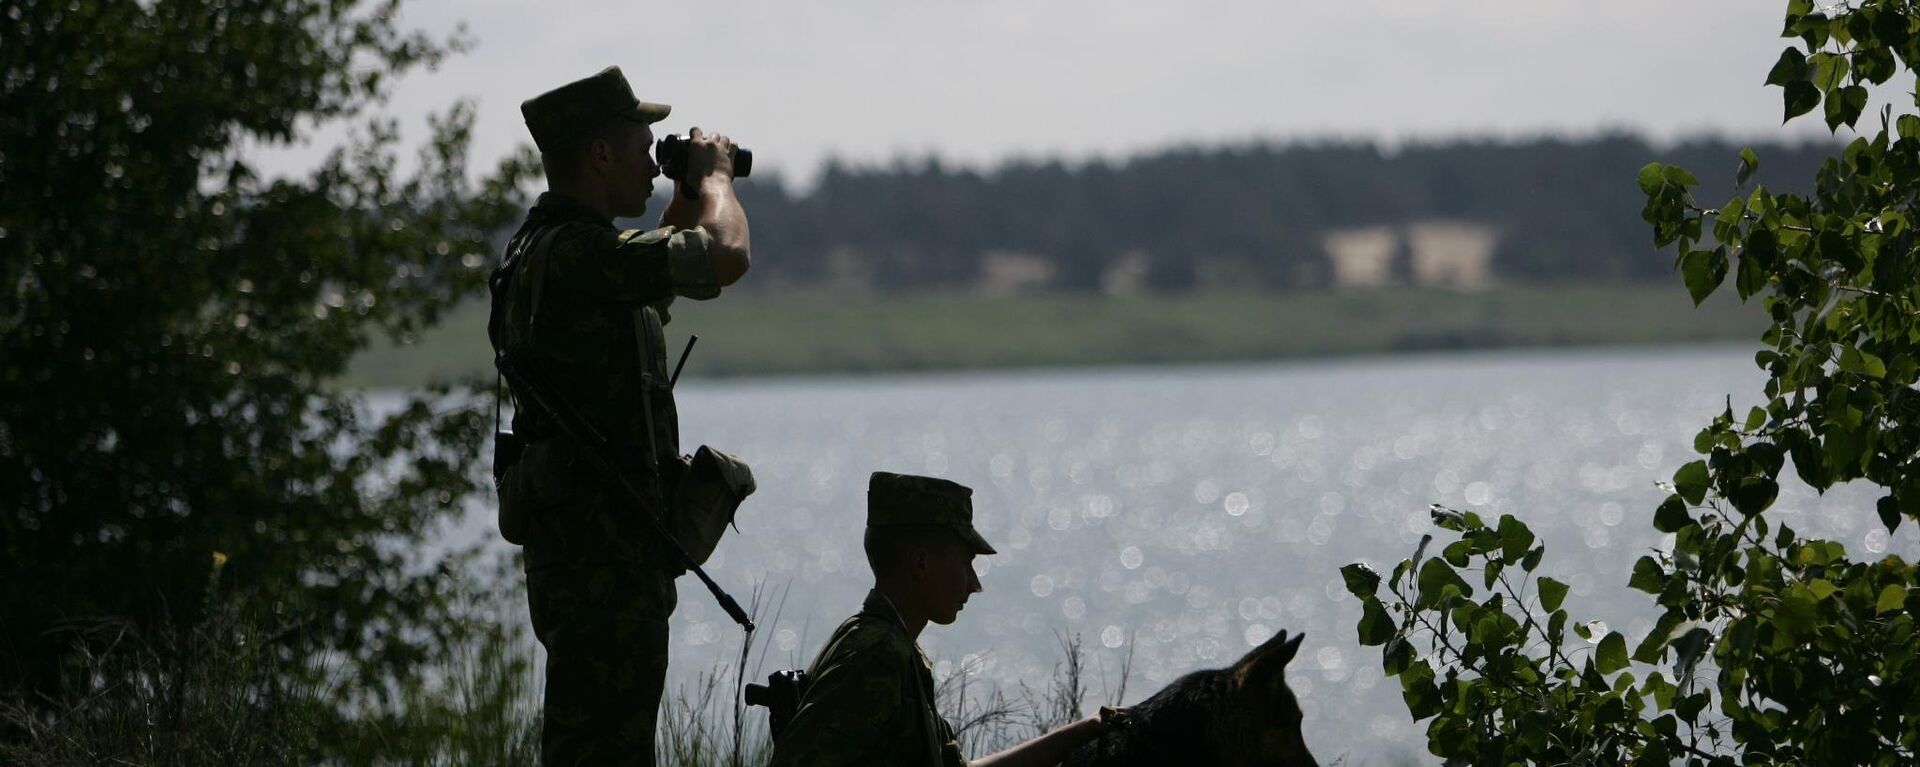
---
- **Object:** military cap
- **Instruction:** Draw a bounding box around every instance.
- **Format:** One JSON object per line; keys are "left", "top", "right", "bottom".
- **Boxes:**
{"left": 521, "top": 66, "right": 671, "bottom": 154}
{"left": 867, "top": 472, "right": 996, "bottom": 556}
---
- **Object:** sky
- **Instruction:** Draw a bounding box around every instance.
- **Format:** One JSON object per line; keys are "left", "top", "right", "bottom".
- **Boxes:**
{"left": 257, "top": 1, "right": 1869, "bottom": 189}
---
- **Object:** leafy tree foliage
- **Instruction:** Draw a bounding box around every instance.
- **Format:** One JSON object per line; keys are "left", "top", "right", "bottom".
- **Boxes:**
{"left": 736, "top": 137, "right": 1837, "bottom": 293}
{"left": 1346, "top": 2, "right": 1920, "bottom": 764}
{"left": 0, "top": 0, "right": 535, "bottom": 722}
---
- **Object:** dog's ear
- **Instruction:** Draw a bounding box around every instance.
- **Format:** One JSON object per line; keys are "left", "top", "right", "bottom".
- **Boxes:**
{"left": 1233, "top": 629, "right": 1306, "bottom": 688}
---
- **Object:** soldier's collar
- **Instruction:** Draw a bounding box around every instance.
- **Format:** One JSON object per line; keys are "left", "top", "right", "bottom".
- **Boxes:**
{"left": 531, "top": 191, "right": 613, "bottom": 228}
{"left": 865, "top": 589, "right": 910, "bottom": 634}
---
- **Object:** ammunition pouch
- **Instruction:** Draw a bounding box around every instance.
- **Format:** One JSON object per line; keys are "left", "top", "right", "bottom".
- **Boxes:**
{"left": 494, "top": 430, "right": 530, "bottom": 545}
{"left": 668, "top": 445, "right": 756, "bottom": 566}
{"left": 497, "top": 435, "right": 579, "bottom": 547}
{"left": 495, "top": 436, "right": 753, "bottom": 563}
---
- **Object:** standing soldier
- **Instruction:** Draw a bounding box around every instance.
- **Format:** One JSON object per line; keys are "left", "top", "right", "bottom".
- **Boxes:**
{"left": 771, "top": 472, "right": 1112, "bottom": 767}
{"left": 489, "top": 66, "right": 750, "bottom": 766}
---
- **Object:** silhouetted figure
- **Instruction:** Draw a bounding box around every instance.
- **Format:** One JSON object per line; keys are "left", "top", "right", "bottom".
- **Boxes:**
{"left": 490, "top": 65, "right": 750, "bottom": 767}
{"left": 771, "top": 472, "right": 1112, "bottom": 767}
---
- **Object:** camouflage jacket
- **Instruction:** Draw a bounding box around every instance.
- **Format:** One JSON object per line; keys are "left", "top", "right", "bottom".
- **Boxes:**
{"left": 770, "top": 590, "right": 967, "bottom": 767}
{"left": 488, "top": 191, "right": 720, "bottom": 568}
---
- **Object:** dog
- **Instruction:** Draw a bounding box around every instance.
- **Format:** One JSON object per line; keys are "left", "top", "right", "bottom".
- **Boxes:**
{"left": 1064, "top": 629, "right": 1318, "bottom": 767}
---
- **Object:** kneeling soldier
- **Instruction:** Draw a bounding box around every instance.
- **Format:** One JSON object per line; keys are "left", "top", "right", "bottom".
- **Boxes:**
{"left": 771, "top": 472, "right": 1110, "bottom": 767}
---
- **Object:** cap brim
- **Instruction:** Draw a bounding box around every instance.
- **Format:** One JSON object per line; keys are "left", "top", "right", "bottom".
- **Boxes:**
{"left": 955, "top": 525, "right": 997, "bottom": 556}
{"left": 627, "top": 100, "right": 671, "bottom": 124}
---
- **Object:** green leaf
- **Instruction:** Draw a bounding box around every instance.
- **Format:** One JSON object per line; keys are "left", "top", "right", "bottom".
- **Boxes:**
{"left": 1679, "top": 248, "right": 1728, "bottom": 306}
{"left": 1383, "top": 636, "right": 1413, "bottom": 675}
{"left": 1633, "top": 613, "right": 1685, "bottom": 663}
{"left": 1784, "top": 80, "right": 1821, "bottom": 121}
{"left": 1728, "top": 475, "right": 1779, "bottom": 516}
{"left": 1879, "top": 496, "right": 1903, "bottom": 533}
{"left": 1822, "top": 428, "right": 1862, "bottom": 476}
{"left": 1644, "top": 672, "right": 1678, "bottom": 711}
{"left": 1825, "top": 84, "right": 1869, "bottom": 130}
{"left": 1521, "top": 545, "right": 1544, "bottom": 573}
{"left": 1839, "top": 345, "right": 1887, "bottom": 378}
{"left": 1764, "top": 49, "right": 1807, "bottom": 86}
{"left": 1629, "top": 556, "right": 1666, "bottom": 594}
{"left": 1736, "top": 244, "right": 1770, "bottom": 299}
{"left": 1812, "top": 51, "right": 1848, "bottom": 91}
{"left": 1806, "top": 578, "right": 1838, "bottom": 601}
{"left": 1481, "top": 558, "right": 1503, "bottom": 590}
{"left": 1672, "top": 627, "right": 1711, "bottom": 681}
{"left": 1899, "top": 114, "right": 1920, "bottom": 139}
{"left": 1717, "top": 193, "right": 1747, "bottom": 227}
{"left": 1793, "top": 539, "right": 1847, "bottom": 566}
{"left": 1538, "top": 577, "right": 1569, "bottom": 612}
{"left": 1637, "top": 162, "right": 1668, "bottom": 195}
{"left": 1358, "top": 596, "right": 1395, "bottom": 645}
{"left": 1775, "top": 590, "right": 1819, "bottom": 639}
{"left": 1340, "top": 562, "right": 1381, "bottom": 598}
{"left": 1661, "top": 165, "right": 1699, "bottom": 187}
{"left": 1653, "top": 494, "right": 1693, "bottom": 533}
{"left": 1673, "top": 460, "right": 1711, "bottom": 505}
{"left": 1596, "top": 631, "right": 1629, "bottom": 674}
{"left": 1496, "top": 514, "right": 1534, "bottom": 561}
{"left": 1429, "top": 505, "right": 1468, "bottom": 531}
{"left": 1399, "top": 662, "right": 1442, "bottom": 719}
{"left": 1744, "top": 224, "right": 1778, "bottom": 270}
{"left": 1877, "top": 585, "right": 1909, "bottom": 615}
{"left": 1416, "top": 558, "right": 1472, "bottom": 607}
{"left": 1470, "top": 613, "right": 1511, "bottom": 645}
{"left": 1737, "top": 146, "right": 1761, "bottom": 187}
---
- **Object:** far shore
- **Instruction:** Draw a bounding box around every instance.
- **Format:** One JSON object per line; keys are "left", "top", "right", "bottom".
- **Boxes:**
{"left": 343, "top": 284, "right": 1766, "bottom": 388}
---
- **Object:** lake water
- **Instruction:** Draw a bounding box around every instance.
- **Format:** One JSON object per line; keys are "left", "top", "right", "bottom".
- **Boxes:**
{"left": 441, "top": 343, "right": 1916, "bottom": 763}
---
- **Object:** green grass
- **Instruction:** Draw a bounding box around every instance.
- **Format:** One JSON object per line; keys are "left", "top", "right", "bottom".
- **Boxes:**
{"left": 0, "top": 579, "right": 1418, "bottom": 766}
{"left": 344, "top": 284, "right": 1766, "bottom": 388}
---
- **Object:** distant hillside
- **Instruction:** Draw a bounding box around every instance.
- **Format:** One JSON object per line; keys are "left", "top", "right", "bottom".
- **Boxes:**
{"left": 725, "top": 134, "right": 1837, "bottom": 293}
{"left": 347, "top": 284, "right": 1768, "bottom": 387}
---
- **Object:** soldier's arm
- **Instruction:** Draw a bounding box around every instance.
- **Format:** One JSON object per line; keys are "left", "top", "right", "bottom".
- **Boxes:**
{"left": 769, "top": 643, "right": 907, "bottom": 767}
{"left": 970, "top": 715, "right": 1107, "bottom": 767}
{"left": 538, "top": 222, "right": 720, "bottom": 305}
{"left": 659, "top": 127, "right": 749, "bottom": 286}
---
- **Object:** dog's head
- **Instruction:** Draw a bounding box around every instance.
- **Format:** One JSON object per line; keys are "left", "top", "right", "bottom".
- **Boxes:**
{"left": 1219, "top": 628, "right": 1317, "bottom": 767}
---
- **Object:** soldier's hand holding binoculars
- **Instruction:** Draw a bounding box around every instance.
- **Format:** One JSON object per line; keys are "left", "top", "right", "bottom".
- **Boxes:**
{"left": 682, "top": 127, "right": 734, "bottom": 182}
{"left": 662, "top": 127, "right": 746, "bottom": 201}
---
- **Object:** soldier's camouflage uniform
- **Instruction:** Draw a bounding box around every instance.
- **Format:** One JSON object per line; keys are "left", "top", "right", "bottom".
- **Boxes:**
{"left": 769, "top": 589, "right": 968, "bottom": 767}
{"left": 492, "top": 189, "right": 720, "bottom": 766}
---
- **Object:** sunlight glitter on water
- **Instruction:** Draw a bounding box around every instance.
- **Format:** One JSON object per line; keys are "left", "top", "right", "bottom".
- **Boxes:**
{"left": 432, "top": 344, "right": 1920, "bottom": 765}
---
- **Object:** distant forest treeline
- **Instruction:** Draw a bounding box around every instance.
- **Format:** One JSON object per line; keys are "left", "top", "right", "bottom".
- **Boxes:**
{"left": 719, "top": 134, "right": 1838, "bottom": 293}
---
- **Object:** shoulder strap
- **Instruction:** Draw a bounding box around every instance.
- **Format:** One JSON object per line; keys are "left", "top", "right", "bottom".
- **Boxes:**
{"left": 867, "top": 594, "right": 945, "bottom": 759}
{"left": 490, "top": 223, "right": 565, "bottom": 435}
{"left": 524, "top": 225, "right": 565, "bottom": 343}
{"left": 632, "top": 304, "right": 671, "bottom": 468}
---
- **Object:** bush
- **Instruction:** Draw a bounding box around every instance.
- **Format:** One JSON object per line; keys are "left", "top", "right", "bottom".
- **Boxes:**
{"left": 1345, "top": 2, "right": 1920, "bottom": 764}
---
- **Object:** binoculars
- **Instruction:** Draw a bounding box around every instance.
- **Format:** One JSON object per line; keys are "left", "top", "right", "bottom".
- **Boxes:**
{"left": 657, "top": 134, "right": 753, "bottom": 183}
{"left": 745, "top": 668, "right": 808, "bottom": 738}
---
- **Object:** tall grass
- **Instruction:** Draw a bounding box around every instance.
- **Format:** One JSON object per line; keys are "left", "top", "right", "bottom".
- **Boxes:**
{"left": 0, "top": 558, "right": 542, "bottom": 767}
{"left": 3, "top": 572, "right": 1397, "bottom": 765}
{"left": 1, "top": 563, "right": 328, "bottom": 765}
